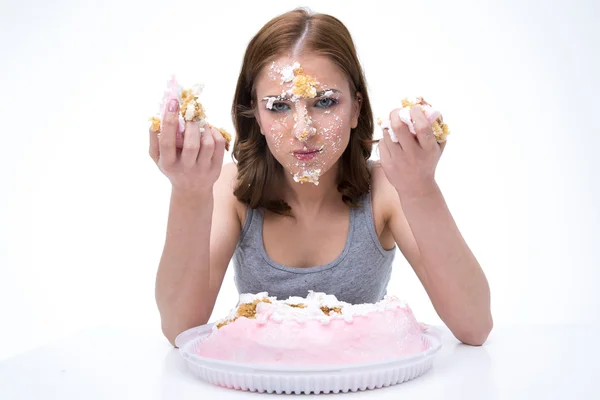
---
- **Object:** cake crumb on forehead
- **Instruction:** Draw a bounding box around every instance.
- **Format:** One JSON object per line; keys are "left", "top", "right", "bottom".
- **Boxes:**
{"left": 269, "top": 61, "right": 320, "bottom": 100}
{"left": 291, "top": 66, "right": 318, "bottom": 99}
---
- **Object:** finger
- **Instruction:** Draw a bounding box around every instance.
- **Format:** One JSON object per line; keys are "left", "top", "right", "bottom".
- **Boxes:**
{"left": 176, "top": 117, "right": 186, "bottom": 149}
{"left": 378, "top": 136, "right": 392, "bottom": 167}
{"left": 410, "top": 106, "right": 437, "bottom": 151}
{"left": 181, "top": 121, "right": 201, "bottom": 168}
{"left": 159, "top": 99, "right": 180, "bottom": 166}
{"left": 390, "top": 108, "right": 418, "bottom": 152}
{"left": 198, "top": 126, "right": 216, "bottom": 169}
{"left": 149, "top": 127, "right": 160, "bottom": 164}
{"left": 379, "top": 120, "right": 399, "bottom": 145}
{"left": 211, "top": 127, "right": 226, "bottom": 166}
{"left": 382, "top": 127, "right": 401, "bottom": 155}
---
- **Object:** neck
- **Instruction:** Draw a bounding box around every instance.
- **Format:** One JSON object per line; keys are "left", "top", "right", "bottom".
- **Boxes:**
{"left": 281, "top": 163, "right": 341, "bottom": 216}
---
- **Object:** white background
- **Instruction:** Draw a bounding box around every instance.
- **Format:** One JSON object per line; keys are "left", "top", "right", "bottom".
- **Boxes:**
{"left": 1, "top": 0, "right": 598, "bottom": 361}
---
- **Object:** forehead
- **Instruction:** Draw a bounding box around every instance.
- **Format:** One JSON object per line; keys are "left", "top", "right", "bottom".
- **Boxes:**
{"left": 255, "top": 54, "right": 350, "bottom": 95}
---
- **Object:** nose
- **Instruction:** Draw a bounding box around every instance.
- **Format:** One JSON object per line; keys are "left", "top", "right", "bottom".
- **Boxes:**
{"left": 292, "top": 103, "right": 317, "bottom": 142}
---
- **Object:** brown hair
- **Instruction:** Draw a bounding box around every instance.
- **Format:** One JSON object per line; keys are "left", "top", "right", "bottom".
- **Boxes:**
{"left": 231, "top": 8, "right": 374, "bottom": 216}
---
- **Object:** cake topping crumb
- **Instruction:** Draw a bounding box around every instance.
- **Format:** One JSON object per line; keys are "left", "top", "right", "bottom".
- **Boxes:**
{"left": 214, "top": 291, "right": 408, "bottom": 329}
{"left": 320, "top": 306, "right": 343, "bottom": 316}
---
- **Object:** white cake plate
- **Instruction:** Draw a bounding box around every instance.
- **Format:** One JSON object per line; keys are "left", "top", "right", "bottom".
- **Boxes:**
{"left": 176, "top": 323, "right": 443, "bottom": 394}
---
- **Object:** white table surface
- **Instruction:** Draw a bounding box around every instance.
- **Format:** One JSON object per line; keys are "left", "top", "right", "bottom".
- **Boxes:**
{"left": 0, "top": 324, "right": 598, "bottom": 399}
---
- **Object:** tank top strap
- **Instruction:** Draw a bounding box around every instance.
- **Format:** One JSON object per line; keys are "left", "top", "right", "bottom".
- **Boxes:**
{"left": 238, "top": 204, "right": 259, "bottom": 245}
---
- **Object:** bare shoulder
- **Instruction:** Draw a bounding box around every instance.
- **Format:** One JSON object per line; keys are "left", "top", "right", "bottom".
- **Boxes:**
{"left": 214, "top": 162, "right": 246, "bottom": 229}
{"left": 215, "top": 162, "right": 238, "bottom": 190}
{"left": 370, "top": 160, "right": 401, "bottom": 223}
{"left": 369, "top": 160, "right": 420, "bottom": 264}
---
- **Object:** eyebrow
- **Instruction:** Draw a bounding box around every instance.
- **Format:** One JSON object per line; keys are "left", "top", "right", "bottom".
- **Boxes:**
{"left": 261, "top": 89, "right": 342, "bottom": 101}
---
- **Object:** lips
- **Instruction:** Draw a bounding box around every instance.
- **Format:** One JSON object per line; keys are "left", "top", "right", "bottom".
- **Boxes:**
{"left": 292, "top": 146, "right": 323, "bottom": 161}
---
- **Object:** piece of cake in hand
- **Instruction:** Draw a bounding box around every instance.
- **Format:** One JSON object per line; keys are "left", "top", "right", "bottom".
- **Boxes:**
{"left": 148, "top": 75, "right": 232, "bottom": 150}
{"left": 378, "top": 96, "right": 450, "bottom": 143}
{"left": 196, "top": 291, "right": 430, "bottom": 366}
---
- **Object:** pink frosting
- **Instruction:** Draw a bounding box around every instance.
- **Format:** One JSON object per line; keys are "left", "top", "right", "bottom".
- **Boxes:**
{"left": 196, "top": 305, "right": 428, "bottom": 365}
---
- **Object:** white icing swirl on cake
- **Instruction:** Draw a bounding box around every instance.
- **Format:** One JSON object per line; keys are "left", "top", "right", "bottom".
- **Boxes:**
{"left": 216, "top": 291, "right": 408, "bottom": 329}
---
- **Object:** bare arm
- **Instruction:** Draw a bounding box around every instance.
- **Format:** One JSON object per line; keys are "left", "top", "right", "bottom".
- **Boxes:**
{"left": 148, "top": 97, "right": 241, "bottom": 345}
{"left": 155, "top": 189, "right": 213, "bottom": 343}
{"left": 155, "top": 163, "right": 241, "bottom": 346}
{"left": 374, "top": 165, "right": 493, "bottom": 345}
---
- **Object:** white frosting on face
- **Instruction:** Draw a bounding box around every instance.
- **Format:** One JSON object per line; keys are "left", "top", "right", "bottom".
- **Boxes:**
{"left": 280, "top": 61, "right": 300, "bottom": 83}
{"left": 263, "top": 96, "right": 277, "bottom": 110}
{"left": 258, "top": 58, "right": 353, "bottom": 186}
{"left": 293, "top": 169, "right": 321, "bottom": 185}
{"left": 293, "top": 108, "right": 317, "bottom": 142}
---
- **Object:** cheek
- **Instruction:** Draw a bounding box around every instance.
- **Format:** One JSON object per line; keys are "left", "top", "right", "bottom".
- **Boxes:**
{"left": 263, "top": 113, "right": 292, "bottom": 150}
{"left": 315, "top": 109, "right": 351, "bottom": 153}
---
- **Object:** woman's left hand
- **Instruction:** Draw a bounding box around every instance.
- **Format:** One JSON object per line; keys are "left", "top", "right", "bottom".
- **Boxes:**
{"left": 379, "top": 106, "right": 447, "bottom": 198}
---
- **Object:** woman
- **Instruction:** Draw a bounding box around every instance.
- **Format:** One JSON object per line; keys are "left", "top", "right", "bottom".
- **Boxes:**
{"left": 149, "top": 9, "right": 493, "bottom": 347}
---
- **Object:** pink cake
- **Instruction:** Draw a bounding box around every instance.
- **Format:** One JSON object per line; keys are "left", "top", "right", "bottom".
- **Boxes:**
{"left": 196, "top": 291, "right": 429, "bottom": 366}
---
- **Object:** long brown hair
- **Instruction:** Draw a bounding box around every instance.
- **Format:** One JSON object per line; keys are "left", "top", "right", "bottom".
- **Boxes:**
{"left": 231, "top": 8, "right": 374, "bottom": 215}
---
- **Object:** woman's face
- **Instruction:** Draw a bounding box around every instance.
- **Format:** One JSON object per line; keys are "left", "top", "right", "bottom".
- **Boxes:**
{"left": 254, "top": 54, "right": 360, "bottom": 185}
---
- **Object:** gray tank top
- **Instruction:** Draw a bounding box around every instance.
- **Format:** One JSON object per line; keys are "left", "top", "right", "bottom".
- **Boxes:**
{"left": 232, "top": 191, "right": 396, "bottom": 304}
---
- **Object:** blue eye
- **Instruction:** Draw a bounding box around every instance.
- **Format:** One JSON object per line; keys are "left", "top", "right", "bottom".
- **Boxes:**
{"left": 270, "top": 102, "right": 291, "bottom": 112}
{"left": 315, "top": 97, "right": 338, "bottom": 109}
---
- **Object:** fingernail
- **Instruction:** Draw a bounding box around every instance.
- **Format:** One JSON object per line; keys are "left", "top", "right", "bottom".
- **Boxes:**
{"left": 168, "top": 99, "right": 179, "bottom": 113}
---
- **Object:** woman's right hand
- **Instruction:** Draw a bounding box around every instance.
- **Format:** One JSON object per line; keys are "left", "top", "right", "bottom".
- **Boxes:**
{"left": 149, "top": 99, "right": 226, "bottom": 194}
